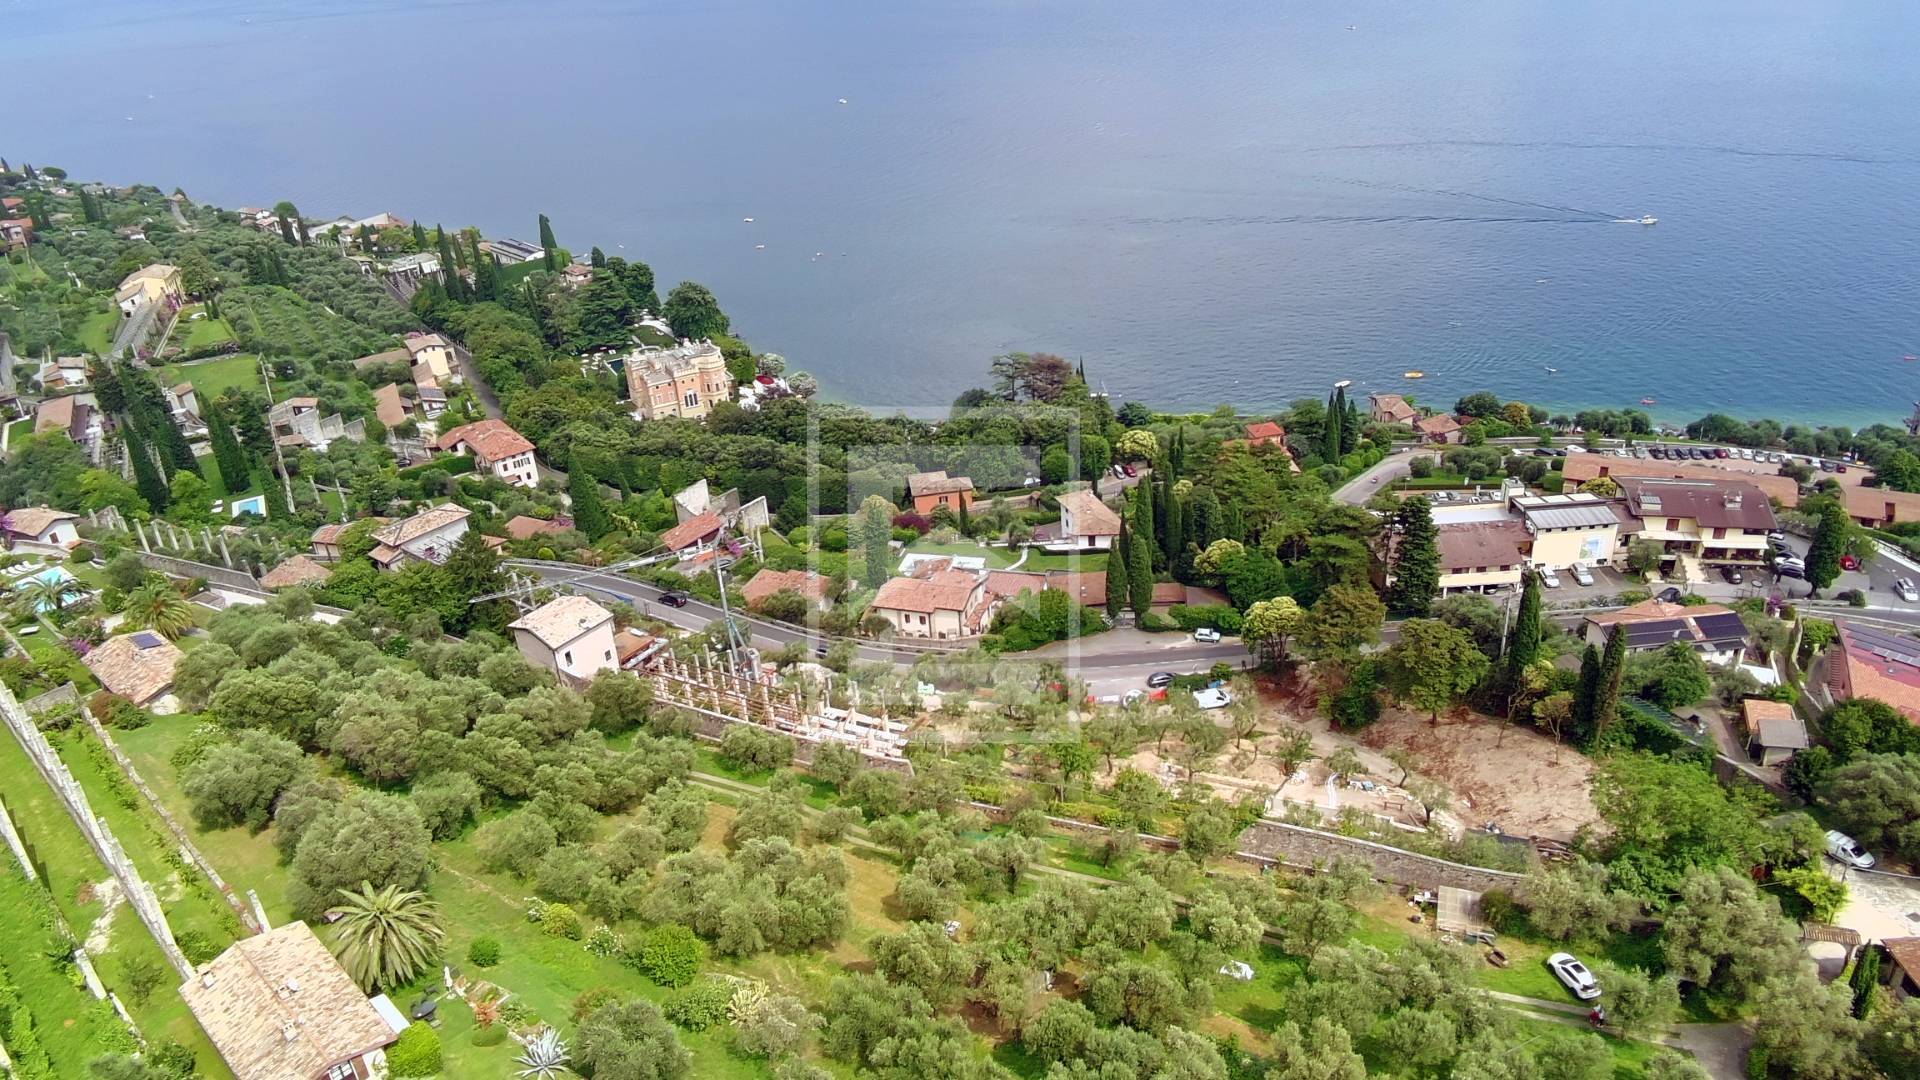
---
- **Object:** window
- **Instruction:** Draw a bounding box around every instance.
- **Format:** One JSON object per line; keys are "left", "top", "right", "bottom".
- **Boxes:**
{"left": 1667, "top": 518, "right": 1679, "bottom": 531}
{"left": 604, "top": 649, "right": 613, "bottom": 660}
{"left": 563, "top": 650, "right": 573, "bottom": 664}
{"left": 1712, "top": 527, "right": 1725, "bottom": 539}
{"left": 684, "top": 391, "right": 700, "bottom": 408}
{"left": 326, "top": 1064, "right": 355, "bottom": 1080}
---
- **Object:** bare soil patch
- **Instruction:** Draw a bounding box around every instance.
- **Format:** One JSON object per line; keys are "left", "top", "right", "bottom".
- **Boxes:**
{"left": 1352, "top": 706, "right": 1599, "bottom": 842}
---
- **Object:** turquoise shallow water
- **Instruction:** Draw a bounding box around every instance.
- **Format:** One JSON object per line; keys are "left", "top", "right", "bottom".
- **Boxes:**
{"left": 11, "top": 0, "right": 1920, "bottom": 424}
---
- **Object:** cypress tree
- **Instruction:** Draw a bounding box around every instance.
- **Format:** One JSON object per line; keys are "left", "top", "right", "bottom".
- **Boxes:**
{"left": 93, "top": 360, "right": 127, "bottom": 414}
{"left": 470, "top": 235, "right": 497, "bottom": 301}
{"left": 590, "top": 246, "right": 606, "bottom": 268}
{"left": 1591, "top": 626, "right": 1629, "bottom": 747}
{"left": 1572, "top": 643, "right": 1601, "bottom": 741}
{"left": 1127, "top": 512, "right": 1154, "bottom": 620}
{"left": 1345, "top": 396, "right": 1363, "bottom": 454}
{"left": 1323, "top": 389, "right": 1344, "bottom": 460}
{"left": 411, "top": 221, "right": 427, "bottom": 248}
{"left": 538, "top": 213, "right": 558, "bottom": 271}
{"left": 1132, "top": 481, "right": 1158, "bottom": 571}
{"left": 1386, "top": 496, "right": 1439, "bottom": 615}
{"left": 125, "top": 426, "right": 169, "bottom": 513}
{"left": 1105, "top": 522, "right": 1130, "bottom": 621}
{"left": 1163, "top": 476, "right": 1184, "bottom": 571}
{"left": 1504, "top": 568, "right": 1544, "bottom": 687}
{"left": 205, "top": 401, "right": 251, "bottom": 496}
{"left": 956, "top": 496, "right": 971, "bottom": 537}
{"left": 568, "top": 465, "right": 611, "bottom": 541}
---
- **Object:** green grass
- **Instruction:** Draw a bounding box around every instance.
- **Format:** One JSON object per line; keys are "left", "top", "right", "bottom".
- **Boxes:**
{"left": 79, "top": 310, "right": 117, "bottom": 354}
{"left": 155, "top": 353, "right": 262, "bottom": 402}
{"left": 176, "top": 306, "right": 237, "bottom": 351}
{"left": 195, "top": 450, "right": 259, "bottom": 500}
{"left": 1015, "top": 550, "right": 1110, "bottom": 572}
{"left": 902, "top": 540, "right": 1020, "bottom": 570}
{"left": 632, "top": 324, "right": 676, "bottom": 348}
{"left": 0, "top": 867, "right": 126, "bottom": 1077}
{"left": 7, "top": 416, "right": 35, "bottom": 450}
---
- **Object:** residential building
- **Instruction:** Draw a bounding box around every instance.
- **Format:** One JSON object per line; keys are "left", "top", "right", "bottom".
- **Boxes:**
{"left": 1741, "top": 698, "right": 1808, "bottom": 767}
{"left": 33, "top": 394, "right": 103, "bottom": 455}
{"left": 114, "top": 263, "right": 184, "bottom": 317}
{"left": 308, "top": 520, "right": 383, "bottom": 562}
{"left": 1415, "top": 414, "right": 1463, "bottom": 444}
{"left": 34, "top": 355, "right": 90, "bottom": 391}
{"left": 906, "top": 470, "right": 976, "bottom": 516}
{"left": 415, "top": 385, "right": 448, "bottom": 417}
{"left": 260, "top": 554, "right": 333, "bottom": 590}
{"left": 403, "top": 332, "right": 458, "bottom": 384}
{"left": 1561, "top": 454, "right": 1801, "bottom": 507}
{"left": 1512, "top": 493, "right": 1623, "bottom": 569}
{"left": 0, "top": 217, "right": 32, "bottom": 251}
{"left": 622, "top": 339, "right": 731, "bottom": 421}
{"left": 269, "top": 397, "right": 364, "bottom": 451}
{"left": 510, "top": 595, "right": 619, "bottom": 686}
{"left": 505, "top": 514, "right": 573, "bottom": 541}
{"left": 437, "top": 419, "right": 538, "bottom": 488}
{"left": 1881, "top": 938, "right": 1920, "bottom": 1002}
{"left": 1369, "top": 393, "right": 1419, "bottom": 425}
{"left": 1582, "top": 600, "right": 1750, "bottom": 666}
{"left": 672, "top": 479, "right": 769, "bottom": 534}
{"left": 1432, "top": 521, "right": 1531, "bottom": 594}
{"left": 659, "top": 510, "right": 724, "bottom": 563}
{"left": 371, "top": 383, "right": 410, "bottom": 430}
{"left": 181, "top": 921, "right": 405, "bottom": 1080}
{"left": 83, "top": 631, "right": 184, "bottom": 708}
{"left": 742, "top": 568, "right": 835, "bottom": 612}
{"left": 2, "top": 506, "right": 82, "bottom": 548}
{"left": 1825, "top": 620, "right": 1920, "bottom": 725}
{"left": 367, "top": 503, "right": 471, "bottom": 569}
{"left": 615, "top": 627, "right": 668, "bottom": 671}
{"left": 481, "top": 236, "right": 545, "bottom": 264}
{"left": 1243, "top": 420, "right": 1288, "bottom": 448}
{"left": 560, "top": 263, "right": 594, "bottom": 289}
{"left": 868, "top": 569, "right": 986, "bottom": 640}
{"left": 1037, "top": 489, "right": 1121, "bottom": 552}
{"left": 163, "top": 381, "right": 203, "bottom": 433}
{"left": 1842, "top": 486, "right": 1920, "bottom": 528}
{"left": 350, "top": 348, "right": 412, "bottom": 375}
{"left": 1042, "top": 570, "right": 1218, "bottom": 610}
{"left": 307, "top": 211, "right": 406, "bottom": 246}
{"left": 1614, "top": 476, "right": 1776, "bottom": 575}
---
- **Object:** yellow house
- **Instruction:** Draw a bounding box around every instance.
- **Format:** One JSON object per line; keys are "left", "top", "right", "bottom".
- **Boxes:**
{"left": 114, "top": 263, "right": 183, "bottom": 316}
{"left": 1615, "top": 477, "right": 1776, "bottom": 575}
{"left": 1513, "top": 493, "right": 1624, "bottom": 570}
{"left": 868, "top": 570, "right": 984, "bottom": 639}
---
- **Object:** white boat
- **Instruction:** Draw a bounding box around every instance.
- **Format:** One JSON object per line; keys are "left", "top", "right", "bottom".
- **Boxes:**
{"left": 1612, "top": 214, "right": 1658, "bottom": 225}
{"left": 838, "top": 98, "right": 849, "bottom": 105}
{"left": 1637, "top": 214, "right": 1658, "bottom": 225}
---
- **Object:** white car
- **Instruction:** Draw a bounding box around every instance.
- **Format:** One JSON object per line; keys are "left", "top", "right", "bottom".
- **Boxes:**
{"left": 1898, "top": 578, "right": 1919, "bottom": 603}
{"left": 1570, "top": 564, "right": 1594, "bottom": 587}
{"left": 1192, "top": 627, "right": 1222, "bottom": 644}
{"left": 1539, "top": 567, "right": 1562, "bottom": 589}
{"left": 1826, "top": 830, "right": 1876, "bottom": 870}
{"left": 1547, "top": 952, "right": 1602, "bottom": 1001}
{"left": 1193, "top": 687, "right": 1232, "bottom": 710}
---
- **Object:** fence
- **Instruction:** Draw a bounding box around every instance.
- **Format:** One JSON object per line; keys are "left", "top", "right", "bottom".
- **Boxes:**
{"left": 0, "top": 680, "right": 191, "bottom": 977}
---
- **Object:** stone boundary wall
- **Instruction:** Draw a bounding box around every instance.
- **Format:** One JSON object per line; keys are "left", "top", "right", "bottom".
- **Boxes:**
{"left": 1235, "top": 820, "right": 1529, "bottom": 897}
{"left": 135, "top": 551, "right": 266, "bottom": 593}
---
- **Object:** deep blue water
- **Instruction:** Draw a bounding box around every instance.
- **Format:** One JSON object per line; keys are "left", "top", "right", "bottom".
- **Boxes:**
{"left": 10, "top": 0, "right": 1920, "bottom": 424}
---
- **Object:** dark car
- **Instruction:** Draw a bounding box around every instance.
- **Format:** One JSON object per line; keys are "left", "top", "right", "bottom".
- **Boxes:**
{"left": 658, "top": 592, "right": 691, "bottom": 608}
{"left": 1123, "top": 464, "right": 1138, "bottom": 477}
{"left": 1776, "top": 563, "right": 1806, "bottom": 580}
{"left": 1146, "top": 671, "right": 1176, "bottom": 689}
{"left": 1649, "top": 448, "right": 1667, "bottom": 459}
{"left": 1721, "top": 566, "right": 1743, "bottom": 585}
{"left": 1715, "top": 448, "right": 1731, "bottom": 459}
{"left": 1656, "top": 587, "right": 1683, "bottom": 603}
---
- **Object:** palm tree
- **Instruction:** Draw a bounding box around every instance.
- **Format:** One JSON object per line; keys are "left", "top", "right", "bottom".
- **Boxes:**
{"left": 326, "top": 882, "right": 443, "bottom": 992}
{"left": 515, "top": 1027, "right": 571, "bottom": 1079}
{"left": 18, "top": 573, "right": 85, "bottom": 616}
{"left": 122, "top": 581, "right": 196, "bottom": 640}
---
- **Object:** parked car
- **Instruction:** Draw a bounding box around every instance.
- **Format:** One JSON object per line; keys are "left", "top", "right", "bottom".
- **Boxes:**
{"left": 1570, "top": 563, "right": 1594, "bottom": 586}
{"left": 1767, "top": 530, "right": 1786, "bottom": 543}
{"left": 1547, "top": 953, "right": 1603, "bottom": 1001}
{"left": 1649, "top": 447, "right": 1667, "bottom": 459}
{"left": 1775, "top": 563, "right": 1806, "bottom": 580}
{"left": 1715, "top": 448, "right": 1731, "bottom": 459}
{"left": 1121, "top": 689, "right": 1145, "bottom": 707}
{"left": 1146, "top": 671, "right": 1176, "bottom": 688}
{"left": 1898, "top": 579, "right": 1919, "bottom": 603}
{"left": 1539, "top": 567, "right": 1562, "bottom": 588}
{"left": 1738, "top": 448, "right": 1753, "bottom": 459}
{"left": 1826, "top": 830, "right": 1876, "bottom": 870}
{"left": 1111, "top": 464, "right": 1127, "bottom": 479}
{"left": 658, "top": 592, "right": 691, "bottom": 608}
{"left": 1023, "top": 476, "right": 1043, "bottom": 487}
{"left": 1656, "top": 587, "right": 1683, "bottom": 603}
{"left": 1721, "top": 566, "right": 1743, "bottom": 585}
{"left": 1124, "top": 463, "right": 1140, "bottom": 477}
{"left": 1193, "top": 687, "right": 1232, "bottom": 710}
{"left": 1192, "top": 627, "right": 1222, "bottom": 644}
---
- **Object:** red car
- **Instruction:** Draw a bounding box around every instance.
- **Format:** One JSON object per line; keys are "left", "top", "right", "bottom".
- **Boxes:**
{"left": 1122, "top": 464, "right": 1138, "bottom": 477}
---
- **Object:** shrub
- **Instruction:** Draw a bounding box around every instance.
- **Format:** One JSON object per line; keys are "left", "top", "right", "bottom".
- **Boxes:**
{"left": 387, "top": 1022, "right": 442, "bottom": 1078}
{"left": 634, "top": 923, "right": 705, "bottom": 987}
{"left": 1138, "top": 611, "right": 1178, "bottom": 632}
{"left": 466, "top": 937, "right": 501, "bottom": 968}
{"left": 175, "top": 929, "right": 223, "bottom": 966}
{"left": 585, "top": 925, "right": 622, "bottom": 957}
{"left": 540, "top": 902, "right": 583, "bottom": 939}
{"left": 1165, "top": 604, "right": 1243, "bottom": 634}
{"left": 574, "top": 986, "right": 623, "bottom": 1023}
{"left": 664, "top": 977, "right": 735, "bottom": 1031}
{"left": 718, "top": 725, "right": 794, "bottom": 773}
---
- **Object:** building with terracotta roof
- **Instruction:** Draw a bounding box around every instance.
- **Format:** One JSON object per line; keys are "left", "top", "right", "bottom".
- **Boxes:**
{"left": 1041, "top": 489, "right": 1121, "bottom": 552}
{"left": 1432, "top": 521, "right": 1531, "bottom": 594}
{"left": 2, "top": 506, "right": 82, "bottom": 548}
{"left": 1881, "top": 937, "right": 1920, "bottom": 1002}
{"left": 350, "top": 347, "right": 412, "bottom": 373}
{"left": 1842, "top": 486, "right": 1920, "bottom": 528}
{"left": 0, "top": 217, "right": 32, "bottom": 252}
{"left": 671, "top": 479, "right": 769, "bottom": 536}
{"left": 31, "top": 394, "right": 103, "bottom": 455}
{"left": 659, "top": 510, "right": 724, "bottom": 558}
{"left": 868, "top": 570, "right": 985, "bottom": 640}
{"left": 113, "top": 263, "right": 183, "bottom": 317}
{"left": 906, "top": 470, "right": 976, "bottom": 516}
{"left": 1583, "top": 600, "right": 1749, "bottom": 666}
{"left": 505, "top": 514, "right": 573, "bottom": 541}
{"left": 614, "top": 627, "right": 667, "bottom": 671}
{"left": 437, "top": 419, "right": 537, "bottom": 488}
{"left": 1041, "top": 570, "right": 1204, "bottom": 609}
{"left": 1369, "top": 393, "right": 1419, "bottom": 425}
{"left": 622, "top": 339, "right": 731, "bottom": 421}
{"left": 180, "top": 921, "right": 405, "bottom": 1080}
{"left": 510, "top": 595, "right": 618, "bottom": 686}
{"left": 1825, "top": 620, "right": 1920, "bottom": 725}
{"left": 1415, "top": 414, "right": 1463, "bottom": 444}
{"left": 1512, "top": 493, "right": 1625, "bottom": 570}
{"left": 83, "top": 631, "right": 184, "bottom": 708}
{"left": 742, "top": 568, "right": 835, "bottom": 612}
{"left": 370, "top": 383, "right": 409, "bottom": 430}
{"left": 1613, "top": 476, "right": 1777, "bottom": 573}
{"left": 368, "top": 503, "right": 470, "bottom": 569}
{"left": 403, "top": 332, "right": 457, "bottom": 384}
{"left": 1561, "top": 454, "right": 1801, "bottom": 507}
{"left": 1243, "top": 420, "right": 1287, "bottom": 448}
{"left": 260, "top": 554, "right": 332, "bottom": 590}
{"left": 1740, "top": 698, "right": 1808, "bottom": 766}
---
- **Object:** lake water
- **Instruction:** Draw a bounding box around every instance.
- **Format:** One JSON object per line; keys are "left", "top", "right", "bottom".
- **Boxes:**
{"left": 12, "top": 0, "right": 1920, "bottom": 424}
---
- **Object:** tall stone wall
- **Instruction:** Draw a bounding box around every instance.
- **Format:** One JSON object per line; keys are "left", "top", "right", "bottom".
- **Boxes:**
{"left": 1235, "top": 820, "right": 1529, "bottom": 897}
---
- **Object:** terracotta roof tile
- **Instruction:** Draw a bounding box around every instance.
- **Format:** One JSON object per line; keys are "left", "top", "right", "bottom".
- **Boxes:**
{"left": 505, "top": 515, "right": 571, "bottom": 540}
{"left": 906, "top": 470, "right": 975, "bottom": 497}
{"left": 870, "top": 572, "right": 978, "bottom": 614}
{"left": 83, "top": 632, "right": 183, "bottom": 705}
{"left": 260, "top": 555, "right": 332, "bottom": 589}
{"left": 436, "top": 419, "right": 533, "bottom": 462}
{"left": 1056, "top": 489, "right": 1121, "bottom": 536}
{"left": 4, "top": 506, "right": 80, "bottom": 537}
{"left": 660, "top": 510, "right": 723, "bottom": 552}
{"left": 509, "top": 595, "right": 614, "bottom": 650}
{"left": 742, "top": 568, "right": 834, "bottom": 607}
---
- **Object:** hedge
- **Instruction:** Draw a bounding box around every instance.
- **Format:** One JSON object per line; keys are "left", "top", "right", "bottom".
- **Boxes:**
{"left": 387, "top": 1022, "right": 442, "bottom": 1078}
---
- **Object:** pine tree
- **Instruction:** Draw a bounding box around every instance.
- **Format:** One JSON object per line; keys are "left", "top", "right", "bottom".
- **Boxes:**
{"left": 1504, "top": 569, "right": 1543, "bottom": 692}
{"left": 1590, "top": 626, "right": 1629, "bottom": 747}
{"left": 1127, "top": 512, "right": 1154, "bottom": 620}
{"left": 1386, "top": 496, "right": 1439, "bottom": 615}
{"left": 568, "top": 465, "right": 611, "bottom": 541}
{"left": 205, "top": 401, "right": 251, "bottom": 496}
{"left": 538, "top": 214, "right": 558, "bottom": 271}
{"left": 125, "top": 426, "right": 169, "bottom": 513}
{"left": 1106, "top": 521, "right": 1130, "bottom": 621}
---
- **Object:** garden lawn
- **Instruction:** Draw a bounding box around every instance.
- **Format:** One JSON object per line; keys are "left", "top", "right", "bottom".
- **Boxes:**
{"left": 156, "top": 353, "right": 262, "bottom": 401}
{"left": 79, "top": 310, "right": 117, "bottom": 354}
{"left": 901, "top": 540, "right": 1019, "bottom": 569}
{"left": 0, "top": 867, "right": 126, "bottom": 1078}
{"left": 176, "top": 306, "right": 237, "bottom": 350}
{"left": 7, "top": 416, "right": 34, "bottom": 450}
{"left": 1013, "top": 549, "right": 1109, "bottom": 573}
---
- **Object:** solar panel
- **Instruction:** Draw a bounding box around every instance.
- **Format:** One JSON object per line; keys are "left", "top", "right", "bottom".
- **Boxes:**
{"left": 130, "top": 631, "right": 165, "bottom": 649}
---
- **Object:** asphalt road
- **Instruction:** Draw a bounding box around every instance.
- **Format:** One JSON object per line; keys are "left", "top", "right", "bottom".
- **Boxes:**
{"left": 1334, "top": 449, "right": 1419, "bottom": 505}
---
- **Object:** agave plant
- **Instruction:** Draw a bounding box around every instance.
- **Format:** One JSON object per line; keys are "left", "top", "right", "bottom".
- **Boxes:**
{"left": 514, "top": 1027, "right": 571, "bottom": 1079}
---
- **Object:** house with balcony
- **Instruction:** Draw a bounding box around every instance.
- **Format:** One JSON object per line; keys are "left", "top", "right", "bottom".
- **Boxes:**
{"left": 1613, "top": 476, "right": 1776, "bottom": 579}
{"left": 1369, "top": 393, "right": 1419, "bottom": 425}
{"left": 2, "top": 507, "right": 82, "bottom": 549}
{"left": 437, "top": 419, "right": 538, "bottom": 488}
{"left": 403, "top": 332, "right": 459, "bottom": 385}
{"left": 1512, "top": 492, "right": 1624, "bottom": 570}
{"left": 1432, "top": 521, "right": 1531, "bottom": 594}
{"left": 868, "top": 569, "right": 987, "bottom": 640}
{"left": 114, "top": 263, "right": 184, "bottom": 317}
{"left": 1415, "top": 414, "right": 1463, "bottom": 444}
{"left": 1035, "top": 489, "right": 1121, "bottom": 552}
{"left": 162, "top": 381, "right": 204, "bottom": 435}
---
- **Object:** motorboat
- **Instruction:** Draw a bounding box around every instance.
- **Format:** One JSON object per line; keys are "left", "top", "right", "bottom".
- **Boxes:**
{"left": 1636, "top": 215, "right": 1657, "bottom": 225}
{"left": 1403, "top": 371, "right": 1425, "bottom": 379}
{"left": 1640, "top": 397, "right": 1657, "bottom": 405}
